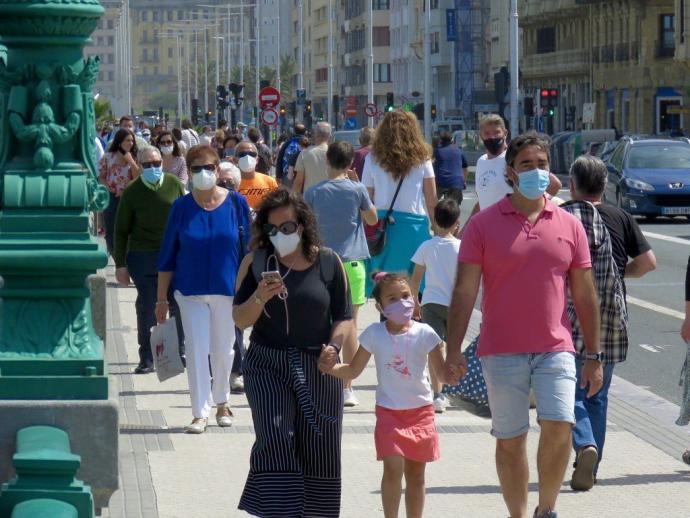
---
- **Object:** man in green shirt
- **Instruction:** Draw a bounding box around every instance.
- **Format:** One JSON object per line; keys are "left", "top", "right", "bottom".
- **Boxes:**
{"left": 114, "top": 146, "right": 186, "bottom": 374}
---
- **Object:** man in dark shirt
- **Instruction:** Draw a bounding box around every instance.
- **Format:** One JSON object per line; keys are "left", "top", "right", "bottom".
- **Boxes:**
{"left": 568, "top": 154, "right": 656, "bottom": 491}
{"left": 275, "top": 123, "right": 307, "bottom": 184}
{"left": 247, "top": 126, "right": 273, "bottom": 174}
{"left": 352, "top": 127, "right": 374, "bottom": 179}
{"left": 433, "top": 131, "right": 468, "bottom": 205}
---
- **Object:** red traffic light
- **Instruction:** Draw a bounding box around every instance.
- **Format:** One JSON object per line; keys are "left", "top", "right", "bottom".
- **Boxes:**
{"left": 550, "top": 89, "right": 558, "bottom": 97}
{"left": 541, "top": 89, "right": 550, "bottom": 97}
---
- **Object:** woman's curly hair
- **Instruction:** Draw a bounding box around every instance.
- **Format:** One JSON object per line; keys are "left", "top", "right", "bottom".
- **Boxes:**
{"left": 370, "top": 111, "right": 432, "bottom": 180}
{"left": 251, "top": 187, "right": 321, "bottom": 262}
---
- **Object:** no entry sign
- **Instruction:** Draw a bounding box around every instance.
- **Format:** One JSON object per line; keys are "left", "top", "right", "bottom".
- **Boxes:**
{"left": 365, "top": 103, "right": 378, "bottom": 117}
{"left": 259, "top": 86, "right": 281, "bottom": 108}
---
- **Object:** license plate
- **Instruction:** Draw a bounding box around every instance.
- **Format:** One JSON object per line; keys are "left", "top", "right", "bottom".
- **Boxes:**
{"left": 662, "top": 207, "right": 690, "bottom": 215}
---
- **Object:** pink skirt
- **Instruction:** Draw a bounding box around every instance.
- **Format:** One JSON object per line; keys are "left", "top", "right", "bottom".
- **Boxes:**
{"left": 375, "top": 404, "right": 440, "bottom": 462}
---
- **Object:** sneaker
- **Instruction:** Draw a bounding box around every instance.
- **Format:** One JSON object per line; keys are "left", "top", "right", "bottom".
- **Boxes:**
{"left": 433, "top": 395, "right": 448, "bottom": 413}
{"left": 570, "top": 445, "right": 598, "bottom": 491}
{"left": 533, "top": 507, "right": 557, "bottom": 518}
{"left": 184, "top": 418, "right": 207, "bottom": 434}
{"left": 134, "top": 363, "right": 154, "bottom": 374}
{"left": 343, "top": 388, "right": 359, "bottom": 407}
{"left": 230, "top": 373, "right": 245, "bottom": 393}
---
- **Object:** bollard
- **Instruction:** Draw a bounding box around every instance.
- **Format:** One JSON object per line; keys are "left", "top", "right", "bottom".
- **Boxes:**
{"left": 11, "top": 498, "right": 78, "bottom": 518}
{"left": 0, "top": 426, "right": 93, "bottom": 518}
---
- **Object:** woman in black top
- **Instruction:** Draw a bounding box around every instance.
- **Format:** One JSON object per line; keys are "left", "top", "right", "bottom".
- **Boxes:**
{"left": 233, "top": 188, "right": 353, "bottom": 517}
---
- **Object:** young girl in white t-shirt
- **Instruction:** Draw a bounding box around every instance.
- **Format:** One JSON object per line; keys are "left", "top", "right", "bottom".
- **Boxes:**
{"left": 323, "top": 273, "right": 453, "bottom": 518}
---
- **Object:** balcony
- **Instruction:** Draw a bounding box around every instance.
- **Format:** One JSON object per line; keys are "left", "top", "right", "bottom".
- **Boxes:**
{"left": 522, "top": 48, "right": 589, "bottom": 78}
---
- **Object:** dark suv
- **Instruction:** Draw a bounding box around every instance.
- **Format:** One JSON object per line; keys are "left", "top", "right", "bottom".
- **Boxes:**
{"left": 603, "top": 137, "right": 690, "bottom": 219}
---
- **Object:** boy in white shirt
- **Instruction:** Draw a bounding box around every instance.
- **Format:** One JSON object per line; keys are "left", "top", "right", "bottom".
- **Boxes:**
{"left": 410, "top": 199, "right": 461, "bottom": 413}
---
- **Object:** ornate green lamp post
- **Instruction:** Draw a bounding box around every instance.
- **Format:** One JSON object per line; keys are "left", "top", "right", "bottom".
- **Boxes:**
{"left": 0, "top": 0, "right": 110, "bottom": 397}
{"left": 0, "top": 1, "right": 118, "bottom": 513}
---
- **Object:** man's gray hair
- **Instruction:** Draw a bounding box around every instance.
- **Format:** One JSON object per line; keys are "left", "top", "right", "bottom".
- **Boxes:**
{"left": 138, "top": 145, "right": 160, "bottom": 163}
{"left": 314, "top": 121, "right": 332, "bottom": 140}
{"left": 570, "top": 155, "right": 608, "bottom": 198}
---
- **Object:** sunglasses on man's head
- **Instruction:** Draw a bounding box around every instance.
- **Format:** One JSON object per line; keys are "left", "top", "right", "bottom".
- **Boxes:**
{"left": 142, "top": 160, "right": 162, "bottom": 168}
{"left": 190, "top": 164, "right": 217, "bottom": 173}
{"left": 263, "top": 221, "right": 299, "bottom": 237}
{"left": 236, "top": 151, "right": 258, "bottom": 158}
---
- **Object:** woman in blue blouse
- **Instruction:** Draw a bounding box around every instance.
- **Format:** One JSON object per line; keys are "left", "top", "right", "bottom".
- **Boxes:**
{"left": 156, "top": 145, "right": 251, "bottom": 434}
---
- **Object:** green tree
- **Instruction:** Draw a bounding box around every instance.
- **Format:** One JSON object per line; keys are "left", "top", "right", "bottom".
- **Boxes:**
{"left": 279, "top": 54, "right": 296, "bottom": 99}
{"left": 94, "top": 97, "right": 112, "bottom": 123}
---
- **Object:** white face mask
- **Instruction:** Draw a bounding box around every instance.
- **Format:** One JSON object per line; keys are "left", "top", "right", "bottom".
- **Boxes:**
{"left": 192, "top": 169, "right": 217, "bottom": 191}
{"left": 160, "top": 145, "right": 174, "bottom": 155}
{"left": 238, "top": 155, "right": 257, "bottom": 172}
{"left": 269, "top": 231, "right": 301, "bottom": 257}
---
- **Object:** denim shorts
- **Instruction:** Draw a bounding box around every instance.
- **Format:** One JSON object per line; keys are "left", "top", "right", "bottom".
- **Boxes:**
{"left": 480, "top": 352, "right": 577, "bottom": 439}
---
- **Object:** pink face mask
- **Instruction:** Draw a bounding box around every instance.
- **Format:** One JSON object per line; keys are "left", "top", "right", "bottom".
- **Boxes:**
{"left": 382, "top": 298, "right": 415, "bottom": 325}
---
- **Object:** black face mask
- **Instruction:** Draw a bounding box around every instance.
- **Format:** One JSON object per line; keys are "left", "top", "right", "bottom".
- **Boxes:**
{"left": 483, "top": 137, "right": 505, "bottom": 155}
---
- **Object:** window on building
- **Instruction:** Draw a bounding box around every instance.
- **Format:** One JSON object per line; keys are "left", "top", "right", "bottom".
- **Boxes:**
{"left": 373, "top": 0, "right": 389, "bottom": 9}
{"left": 154, "top": 66, "right": 159, "bottom": 75}
{"left": 108, "top": 71, "right": 114, "bottom": 82}
{"left": 430, "top": 0, "right": 439, "bottom": 8}
{"left": 316, "top": 67, "right": 328, "bottom": 82}
{"left": 681, "top": 2, "right": 685, "bottom": 44}
{"left": 143, "top": 48, "right": 148, "bottom": 61}
{"left": 430, "top": 32, "right": 439, "bottom": 54}
{"left": 141, "top": 11, "right": 148, "bottom": 22}
{"left": 152, "top": 11, "right": 159, "bottom": 23}
{"left": 168, "top": 47, "right": 173, "bottom": 58}
{"left": 168, "top": 66, "right": 173, "bottom": 75}
{"left": 373, "top": 63, "right": 391, "bottom": 82}
{"left": 107, "top": 19, "right": 114, "bottom": 30}
{"left": 373, "top": 27, "right": 390, "bottom": 47}
{"left": 177, "top": 10, "right": 184, "bottom": 20}
{"left": 142, "top": 29, "right": 148, "bottom": 43}
{"left": 167, "top": 11, "right": 173, "bottom": 22}
{"left": 107, "top": 36, "right": 114, "bottom": 46}
{"left": 659, "top": 14, "right": 675, "bottom": 57}
{"left": 536, "top": 27, "right": 556, "bottom": 54}
{"left": 294, "top": 21, "right": 298, "bottom": 34}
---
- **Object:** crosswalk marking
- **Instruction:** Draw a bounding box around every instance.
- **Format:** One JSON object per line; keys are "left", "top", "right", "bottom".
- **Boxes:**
{"left": 642, "top": 231, "right": 690, "bottom": 246}
{"left": 627, "top": 296, "right": 685, "bottom": 320}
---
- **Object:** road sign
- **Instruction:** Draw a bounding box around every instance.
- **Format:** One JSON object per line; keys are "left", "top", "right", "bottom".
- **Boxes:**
{"left": 259, "top": 86, "right": 280, "bottom": 108}
{"left": 260, "top": 107, "right": 279, "bottom": 126}
{"left": 296, "top": 88, "right": 306, "bottom": 104}
{"left": 345, "top": 117, "right": 358, "bottom": 129}
{"left": 582, "top": 103, "right": 596, "bottom": 124}
{"left": 364, "top": 103, "right": 377, "bottom": 117}
{"left": 346, "top": 107, "right": 358, "bottom": 117}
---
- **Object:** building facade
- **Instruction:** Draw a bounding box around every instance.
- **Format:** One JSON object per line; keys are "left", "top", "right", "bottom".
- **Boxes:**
{"left": 84, "top": 0, "right": 125, "bottom": 115}
{"left": 519, "top": 0, "right": 690, "bottom": 134}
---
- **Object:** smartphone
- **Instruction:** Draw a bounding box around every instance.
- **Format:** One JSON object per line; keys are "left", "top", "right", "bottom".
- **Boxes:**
{"left": 261, "top": 271, "right": 282, "bottom": 285}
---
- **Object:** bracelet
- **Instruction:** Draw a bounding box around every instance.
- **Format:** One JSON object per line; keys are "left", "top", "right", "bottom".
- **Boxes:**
{"left": 155, "top": 301, "right": 169, "bottom": 306}
{"left": 327, "top": 342, "right": 342, "bottom": 354}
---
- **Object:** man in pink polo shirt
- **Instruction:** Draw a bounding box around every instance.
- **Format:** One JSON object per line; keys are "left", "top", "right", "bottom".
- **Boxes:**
{"left": 445, "top": 132, "right": 603, "bottom": 518}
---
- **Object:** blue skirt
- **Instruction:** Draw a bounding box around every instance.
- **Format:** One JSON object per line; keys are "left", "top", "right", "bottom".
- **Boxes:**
{"left": 365, "top": 209, "right": 431, "bottom": 297}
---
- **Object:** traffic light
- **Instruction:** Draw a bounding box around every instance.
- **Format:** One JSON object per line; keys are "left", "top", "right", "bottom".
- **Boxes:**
{"left": 280, "top": 105, "right": 286, "bottom": 116}
{"left": 539, "top": 88, "right": 559, "bottom": 117}
{"left": 333, "top": 94, "right": 340, "bottom": 113}
{"left": 494, "top": 66, "right": 509, "bottom": 104}
{"left": 216, "top": 84, "right": 229, "bottom": 110}
{"left": 431, "top": 104, "right": 437, "bottom": 121}
{"left": 229, "top": 82, "right": 245, "bottom": 108}
{"left": 385, "top": 92, "right": 394, "bottom": 112}
{"left": 191, "top": 98, "right": 199, "bottom": 125}
{"left": 305, "top": 99, "right": 312, "bottom": 116}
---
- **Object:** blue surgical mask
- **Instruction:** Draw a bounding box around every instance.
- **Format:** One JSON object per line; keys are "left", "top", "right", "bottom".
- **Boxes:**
{"left": 517, "top": 168, "right": 550, "bottom": 200}
{"left": 142, "top": 166, "right": 163, "bottom": 184}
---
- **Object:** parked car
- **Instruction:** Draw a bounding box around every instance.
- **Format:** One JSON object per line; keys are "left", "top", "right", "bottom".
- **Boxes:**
{"left": 603, "top": 137, "right": 690, "bottom": 220}
{"left": 332, "top": 130, "right": 361, "bottom": 150}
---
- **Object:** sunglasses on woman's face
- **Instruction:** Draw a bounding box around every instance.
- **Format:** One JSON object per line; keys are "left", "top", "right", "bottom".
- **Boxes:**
{"left": 190, "top": 164, "right": 217, "bottom": 173}
{"left": 159, "top": 139, "right": 173, "bottom": 145}
{"left": 263, "top": 221, "right": 299, "bottom": 237}
{"left": 236, "top": 151, "right": 258, "bottom": 158}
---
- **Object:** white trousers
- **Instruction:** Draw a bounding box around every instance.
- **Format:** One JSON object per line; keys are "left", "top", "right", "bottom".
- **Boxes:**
{"left": 174, "top": 291, "right": 235, "bottom": 419}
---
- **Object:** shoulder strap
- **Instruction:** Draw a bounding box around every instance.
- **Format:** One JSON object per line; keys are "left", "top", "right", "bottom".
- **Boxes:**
{"left": 230, "top": 192, "right": 247, "bottom": 257}
{"left": 251, "top": 248, "right": 268, "bottom": 281}
{"left": 386, "top": 176, "right": 405, "bottom": 219}
{"left": 318, "top": 247, "right": 338, "bottom": 284}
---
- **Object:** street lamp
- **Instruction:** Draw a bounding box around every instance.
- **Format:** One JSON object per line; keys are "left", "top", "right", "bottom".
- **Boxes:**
{"left": 160, "top": 32, "right": 184, "bottom": 123}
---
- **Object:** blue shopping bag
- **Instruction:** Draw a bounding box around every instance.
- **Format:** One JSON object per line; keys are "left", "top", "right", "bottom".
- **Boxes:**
{"left": 443, "top": 335, "right": 489, "bottom": 407}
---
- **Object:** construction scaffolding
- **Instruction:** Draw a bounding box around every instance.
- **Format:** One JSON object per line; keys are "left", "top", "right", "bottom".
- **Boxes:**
{"left": 454, "top": 0, "right": 489, "bottom": 120}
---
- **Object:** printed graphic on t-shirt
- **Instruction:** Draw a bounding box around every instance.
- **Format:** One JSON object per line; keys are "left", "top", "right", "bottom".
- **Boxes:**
{"left": 479, "top": 169, "right": 500, "bottom": 188}
{"left": 386, "top": 353, "right": 410, "bottom": 377}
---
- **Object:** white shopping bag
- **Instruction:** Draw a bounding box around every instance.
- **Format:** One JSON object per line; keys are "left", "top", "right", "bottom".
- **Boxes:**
{"left": 150, "top": 317, "right": 185, "bottom": 382}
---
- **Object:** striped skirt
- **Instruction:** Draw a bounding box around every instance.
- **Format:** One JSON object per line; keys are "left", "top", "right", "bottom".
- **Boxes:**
{"left": 238, "top": 343, "right": 344, "bottom": 518}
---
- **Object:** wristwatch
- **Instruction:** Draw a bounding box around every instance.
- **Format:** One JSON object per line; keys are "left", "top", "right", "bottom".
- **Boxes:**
{"left": 584, "top": 352, "right": 603, "bottom": 362}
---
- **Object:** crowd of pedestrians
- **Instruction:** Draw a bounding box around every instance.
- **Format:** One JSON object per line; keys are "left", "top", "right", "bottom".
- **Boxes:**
{"left": 99, "top": 110, "right": 667, "bottom": 518}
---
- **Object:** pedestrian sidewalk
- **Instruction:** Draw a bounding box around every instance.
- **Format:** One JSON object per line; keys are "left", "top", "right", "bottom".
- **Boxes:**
{"left": 101, "top": 263, "right": 690, "bottom": 517}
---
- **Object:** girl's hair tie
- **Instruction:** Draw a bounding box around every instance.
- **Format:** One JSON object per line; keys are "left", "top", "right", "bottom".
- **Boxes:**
{"left": 373, "top": 271, "right": 388, "bottom": 283}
